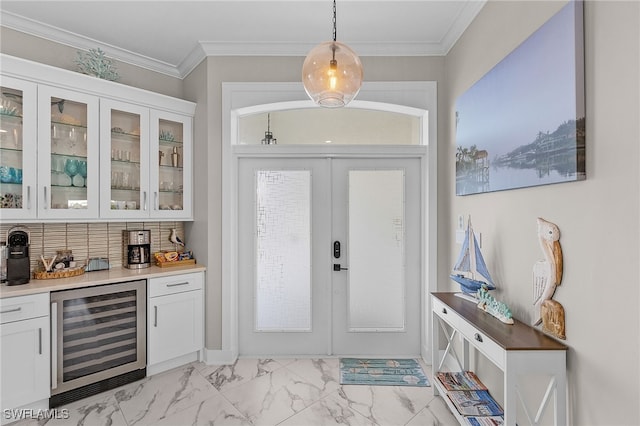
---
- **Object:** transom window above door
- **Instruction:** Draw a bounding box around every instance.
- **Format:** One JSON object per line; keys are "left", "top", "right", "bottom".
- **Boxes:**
{"left": 238, "top": 108, "right": 421, "bottom": 145}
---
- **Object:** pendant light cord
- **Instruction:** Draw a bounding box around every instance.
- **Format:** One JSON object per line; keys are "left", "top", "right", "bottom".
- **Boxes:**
{"left": 332, "top": 0, "right": 337, "bottom": 42}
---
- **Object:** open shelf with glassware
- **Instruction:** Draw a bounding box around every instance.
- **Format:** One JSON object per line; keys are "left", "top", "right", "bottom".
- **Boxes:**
{"left": 2, "top": 53, "right": 195, "bottom": 221}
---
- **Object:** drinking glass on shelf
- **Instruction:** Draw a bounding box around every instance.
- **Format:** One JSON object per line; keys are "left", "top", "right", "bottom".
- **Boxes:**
{"left": 78, "top": 160, "right": 88, "bottom": 187}
{"left": 64, "top": 159, "right": 79, "bottom": 187}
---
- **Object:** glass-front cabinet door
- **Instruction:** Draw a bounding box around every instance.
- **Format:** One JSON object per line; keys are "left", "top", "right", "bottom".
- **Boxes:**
{"left": 0, "top": 77, "right": 37, "bottom": 220}
{"left": 150, "top": 111, "right": 192, "bottom": 219}
{"left": 37, "top": 86, "right": 99, "bottom": 219}
{"left": 100, "top": 100, "right": 149, "bottom": 219}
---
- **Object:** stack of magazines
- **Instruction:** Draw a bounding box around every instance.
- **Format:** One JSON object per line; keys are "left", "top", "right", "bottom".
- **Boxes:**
{"left": 435, "top": 371, "right": 504, "bottom": 425}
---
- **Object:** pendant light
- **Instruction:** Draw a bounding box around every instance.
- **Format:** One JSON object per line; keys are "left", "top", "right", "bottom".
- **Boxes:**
{"left": 302, "top": 0, "right": 363, "bottom": 108}
{"left": 261, "top": 113, "right": 277, "bottom": 145}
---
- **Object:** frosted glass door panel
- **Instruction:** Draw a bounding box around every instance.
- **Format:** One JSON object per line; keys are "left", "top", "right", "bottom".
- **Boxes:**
{"left": 348, "top": 170, "right": 405, "bottom": 330}
{"left": 255, "top": 170, "right": 311, "bottom": 331}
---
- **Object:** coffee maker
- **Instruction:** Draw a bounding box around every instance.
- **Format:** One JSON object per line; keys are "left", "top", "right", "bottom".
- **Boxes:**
{"left": 123, "top": 230, "right": 151, "bottom": 269}
{"left": 6, "top": 226, "right": 30, "bottom": 285}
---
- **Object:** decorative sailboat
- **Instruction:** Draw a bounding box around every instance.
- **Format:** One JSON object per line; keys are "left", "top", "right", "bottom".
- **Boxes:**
{"left": 450, "top": 217, "right": 496, "bottom": 295}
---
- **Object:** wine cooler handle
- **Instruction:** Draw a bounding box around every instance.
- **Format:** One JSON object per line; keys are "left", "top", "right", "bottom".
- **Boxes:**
{"left": 51, "top": 302, "right": 58, "bottom": 389}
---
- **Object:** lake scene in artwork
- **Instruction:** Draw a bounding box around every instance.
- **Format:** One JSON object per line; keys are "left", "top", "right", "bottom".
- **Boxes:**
{"left": 455, "top": 1, "right": 585, "bottom": 196}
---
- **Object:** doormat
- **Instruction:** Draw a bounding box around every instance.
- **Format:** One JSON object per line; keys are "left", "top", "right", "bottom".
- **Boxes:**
{"left": 339, "top": 358, "right": 430, "bottom": 386}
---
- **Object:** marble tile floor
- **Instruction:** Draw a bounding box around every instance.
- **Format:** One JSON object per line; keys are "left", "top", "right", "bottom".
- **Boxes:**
{"left": 12, "top": 358, "right": 459, "bottom": 426}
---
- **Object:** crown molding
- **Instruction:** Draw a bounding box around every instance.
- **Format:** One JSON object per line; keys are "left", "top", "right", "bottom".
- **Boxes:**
{"left": 2, "top": 0, "right": 485, "bottom": 79}
{"left": 440, "top": 0, "right": 487, "bottom": 54}
{"left": 1, "top": 11, "right": 182, "bottom": 78}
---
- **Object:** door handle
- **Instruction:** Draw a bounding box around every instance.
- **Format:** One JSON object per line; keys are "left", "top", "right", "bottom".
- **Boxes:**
{"left": 333, "top": 264, "right": 348, "bottom": 271}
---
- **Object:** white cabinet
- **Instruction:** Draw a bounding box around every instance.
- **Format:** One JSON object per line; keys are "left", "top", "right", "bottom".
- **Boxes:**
{"left": 100, "top": 102, "right": 193, "bottom": 220}
{"left": 37, "top": 85, "right": 100, "bottom": 220}
{"left": 147, "top": 272, "right": 203, "bottom": 374}
{"left": 1, "top": 53, "right": 196, "bottom": 222}
{"left": 0, "top": 293, "right": 50, "bottom": 415}
{"left": 0, "top": 76, "right": 38, "bottom": 220}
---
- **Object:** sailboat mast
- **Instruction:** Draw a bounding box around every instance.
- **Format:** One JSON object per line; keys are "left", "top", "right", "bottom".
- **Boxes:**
{"left": 468, "top": 219, "right": 477, "bottom": 279}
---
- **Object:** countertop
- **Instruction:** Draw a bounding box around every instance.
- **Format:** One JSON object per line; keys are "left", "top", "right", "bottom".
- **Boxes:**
{"left": 0, "top": 264, "right": 206, "bottom": 298}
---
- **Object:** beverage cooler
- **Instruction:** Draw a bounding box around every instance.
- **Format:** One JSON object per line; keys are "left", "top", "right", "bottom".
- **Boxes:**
{"left": 50, "top": 280, "right": 146, "bottom": 407}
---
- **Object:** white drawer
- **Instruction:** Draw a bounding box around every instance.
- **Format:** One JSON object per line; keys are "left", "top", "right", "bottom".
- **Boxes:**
{"left": 0, "top": 293, "right": 49, "bottom": 324}
{"left": 433, "top": 296, "right": 459, "bottom": 329}
{"left": 456, "top": 316, "right": 505, "bottom": 370}
{"left": 149, "top": 272, "right": 203, "bottom": 298}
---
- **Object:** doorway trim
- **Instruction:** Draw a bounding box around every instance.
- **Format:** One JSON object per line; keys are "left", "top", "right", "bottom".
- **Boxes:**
{"left": 211, "top": 81, "right": 438, "bottom": 364}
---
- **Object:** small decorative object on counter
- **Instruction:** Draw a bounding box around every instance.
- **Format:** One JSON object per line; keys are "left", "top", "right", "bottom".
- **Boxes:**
{"left": 169, "top": 228, "right": 185, "bottom": 247}
{"left": 56, "top": 249, "right": 73, "bottom": 268}
{"left": 75, "top": 48, "right": 119, "bottom": 81}
{"left": 86, "top": 257, "right": 110, "bottom": 272}
{"left": 477, "top": 286, "right": 514, "bottom": 324}
{"left": 153, "top": 250, "right": 195, "bottom": 267}
{"left": 34, "top": 253, "right": 85, "bottom": 280}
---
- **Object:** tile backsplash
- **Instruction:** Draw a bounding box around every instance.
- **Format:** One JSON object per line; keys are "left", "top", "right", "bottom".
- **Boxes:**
{"left": 1, "top": 222, "right": 185, "bottom": 271}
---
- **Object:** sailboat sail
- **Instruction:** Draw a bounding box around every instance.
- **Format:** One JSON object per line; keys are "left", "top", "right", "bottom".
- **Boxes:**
{"left": 450, "top": 217, "right": 495, "bottom": 293}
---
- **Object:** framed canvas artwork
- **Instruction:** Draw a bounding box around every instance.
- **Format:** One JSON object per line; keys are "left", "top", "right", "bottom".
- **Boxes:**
{"left": 455, "top": 0, "right": 585, "bottom": 196}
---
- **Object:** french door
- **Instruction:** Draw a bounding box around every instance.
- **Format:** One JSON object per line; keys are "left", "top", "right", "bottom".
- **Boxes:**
{"left": 238, "top": 156, "right": 421, "bottom": 356}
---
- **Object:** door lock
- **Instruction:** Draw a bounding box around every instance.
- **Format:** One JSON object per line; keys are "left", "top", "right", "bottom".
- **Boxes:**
{"left": 333, "top": 264, "right": 348, "bottom": 271}
{"left": 333, "top": 241, "right": 341, "bottom": 258}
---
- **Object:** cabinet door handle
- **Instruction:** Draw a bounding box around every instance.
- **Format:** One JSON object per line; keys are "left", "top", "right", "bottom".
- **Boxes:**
{"left": 43, "top": 186, "right": 48, "bottom": 209}
{"left": 154, "top": 191, "right": 158, "bottom": 210}
{"left": 38, "top": 327, "right": 42, "bottom": 355}
{"left": 474, "top": 333, "right": 483, "bottom": 343}
{"left": 143, "top": 191, "right": 148, "bottom": 211}
{"left": 166, "top": 281, "right": 189, "bottom": 287}
{"left": 442, "top": 308, "right": 447, "bottom": 314}
{"left": 0, "top": 307, "right": 22, "bottom": 314}
{"left": 154, "top": 305, "right": 158, "bottom": 327}
{"left": 27, "top": 185, "right": 32, "bottom": 209}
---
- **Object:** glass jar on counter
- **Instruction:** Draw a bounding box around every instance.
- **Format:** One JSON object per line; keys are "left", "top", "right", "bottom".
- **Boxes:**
{"left": 56, "top": 249, "right": 73, "bottom": 268}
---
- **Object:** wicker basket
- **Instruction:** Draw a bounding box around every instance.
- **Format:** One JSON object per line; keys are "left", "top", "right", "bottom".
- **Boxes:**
{"left": 33, "top": 266, "right": 85, "bottom": 280}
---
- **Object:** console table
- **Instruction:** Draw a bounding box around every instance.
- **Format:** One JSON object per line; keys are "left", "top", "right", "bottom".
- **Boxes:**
{"left": 431, "top": 292, "right": 568, "bottom": 425}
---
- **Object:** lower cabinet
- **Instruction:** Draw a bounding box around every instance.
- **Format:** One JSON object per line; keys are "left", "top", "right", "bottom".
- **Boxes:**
{"left": 0, "top": 293, "right": 50, "bottom": 417}
{"left": 147, "top": 272, "right": 204, "bottom": 374}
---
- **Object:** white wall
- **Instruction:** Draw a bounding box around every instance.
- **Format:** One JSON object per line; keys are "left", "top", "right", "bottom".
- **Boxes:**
{"left": 443, "top": 1, "right": 639, "bottom": 424}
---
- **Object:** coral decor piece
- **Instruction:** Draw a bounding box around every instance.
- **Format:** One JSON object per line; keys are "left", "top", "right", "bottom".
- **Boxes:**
{"left": 476, "top": 286, "right": 514, "bottom": 324}
{"left": 533, "top": 217, "right": 566, "bottom": 339}
{"left": 75, "top": 48, "right": 119, "bottom": 81}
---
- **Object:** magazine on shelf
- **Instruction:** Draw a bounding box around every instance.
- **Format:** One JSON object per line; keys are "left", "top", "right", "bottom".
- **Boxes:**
{"left": 436, "top": 371, "right": 487, "bottom": 391}
{"left": 448, "top": 390, "right": 504, "bottom": 416}
{"left": 465, "top": 416, "right": 504, "bottom": 426}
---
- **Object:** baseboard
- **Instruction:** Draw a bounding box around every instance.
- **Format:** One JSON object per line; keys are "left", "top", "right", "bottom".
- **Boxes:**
{"left": 203, "top": 348, "right": 237, "bottom": 366}
{"left": 147, "top": 352, "right": 200, "bottom": 376}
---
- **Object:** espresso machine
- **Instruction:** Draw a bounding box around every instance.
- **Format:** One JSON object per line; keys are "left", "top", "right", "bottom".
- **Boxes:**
{"left": 123, "top": 230, "right": 151, "bottom": 269}
{"left": 6, "top": 226, "right": 30, "bottom": 285}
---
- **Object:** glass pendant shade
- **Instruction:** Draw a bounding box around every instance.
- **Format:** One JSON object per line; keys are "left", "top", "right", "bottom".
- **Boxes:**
{"left": 302, "top": 41, "right": 363, "bottom": 108}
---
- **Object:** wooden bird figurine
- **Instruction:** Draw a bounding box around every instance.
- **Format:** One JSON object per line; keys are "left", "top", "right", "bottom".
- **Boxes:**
{"left": 533, "top": 217, "right": 563, "bottom": 326}
{"left": 169, "top": 228, "right": 185, "bottom": 247}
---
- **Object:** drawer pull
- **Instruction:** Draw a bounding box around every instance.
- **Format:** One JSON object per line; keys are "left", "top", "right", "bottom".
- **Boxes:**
{"left": 166, "top": 281, "right": 189, "bottom": 287}
{"left": 442, "top": 308, "right": 447, "bottom": 314}
{"left": 0, "top": 307, "right": 22, "bottom": 314}
{"left": 474, "top": 333, "right": 483, "bottom": 343}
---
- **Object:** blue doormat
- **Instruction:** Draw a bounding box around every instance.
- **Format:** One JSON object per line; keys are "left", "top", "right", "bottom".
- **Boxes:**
{"left": 339, "top": 358, "right": 430, "bottom": 386}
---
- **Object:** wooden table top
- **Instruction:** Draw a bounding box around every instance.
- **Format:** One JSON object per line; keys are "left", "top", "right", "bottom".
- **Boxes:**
{"left": 432, "top": 292, "right": 568, "bottom": 351}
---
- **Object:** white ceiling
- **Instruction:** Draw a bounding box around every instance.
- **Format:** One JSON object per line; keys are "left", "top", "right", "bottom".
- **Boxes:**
{"left": 0, "top": 0, "right": 485, "bottom": 78}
